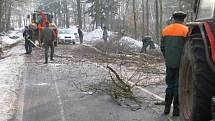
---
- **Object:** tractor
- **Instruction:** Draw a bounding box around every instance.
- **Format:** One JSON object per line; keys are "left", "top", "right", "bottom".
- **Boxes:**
{"left": 179, "top": 0, "right": 215, "bottom": 121}
{"left": 30, "top": 11, "right": 58, "bottom": 46}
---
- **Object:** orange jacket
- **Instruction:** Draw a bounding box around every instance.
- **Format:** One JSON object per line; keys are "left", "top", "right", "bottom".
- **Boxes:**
{"left": 162, "top": 23, "right": 189, "bottom": 37}
{"left": 161, "top": 23, "right": 189, "bottom": 68}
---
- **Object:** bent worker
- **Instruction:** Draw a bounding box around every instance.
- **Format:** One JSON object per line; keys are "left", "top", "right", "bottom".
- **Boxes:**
{"left": 160, "top": 11, "right": 189, "bottom": 116}
{"left": 41, "top": 22, "right": 56, "bottom": 64}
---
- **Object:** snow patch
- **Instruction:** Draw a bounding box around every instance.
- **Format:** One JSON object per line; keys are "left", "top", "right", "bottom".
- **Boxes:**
{"left": 0, "top": 36, "right": 23, "bottom": 47}
{"left": 119, "top": 36, "right": 160, "bottom": 51}
{"left": 0, "top": 45, "right": 24, "bottom": 120}
{"left": 119, "top": 36, "right": 142, "bottom": 51}
{"left": 84, "top": 27, "right": 112, "bottom": 43}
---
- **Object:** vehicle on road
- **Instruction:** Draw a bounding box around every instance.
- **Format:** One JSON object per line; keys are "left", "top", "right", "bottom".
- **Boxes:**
{"left": 0, "top": 32, "right": 8, "bottom": 36}
{"left": 179, "top": 0, "right": 215, "bottom": 120}
{"left": 58, "top": 29, "right": 78, "bottom": 44}
{"left": 30, "top": 11, "right": 58, "bottom": 45}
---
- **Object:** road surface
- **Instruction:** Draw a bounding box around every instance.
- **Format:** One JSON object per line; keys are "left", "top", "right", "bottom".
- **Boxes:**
{"left": 1, "top": 43, "right": 179, "bottom": 121}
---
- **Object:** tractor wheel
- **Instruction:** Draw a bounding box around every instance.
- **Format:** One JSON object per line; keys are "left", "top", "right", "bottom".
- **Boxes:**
{"left": 179, "top": 34, "right": 215, "bottom": 121}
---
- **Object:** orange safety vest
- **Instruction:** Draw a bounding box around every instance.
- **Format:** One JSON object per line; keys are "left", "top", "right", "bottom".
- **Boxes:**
{"left": 162, "top": 23, "right": 189, "bottom": 37}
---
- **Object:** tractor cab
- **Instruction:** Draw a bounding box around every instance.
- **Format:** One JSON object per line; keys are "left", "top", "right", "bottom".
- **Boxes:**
{"left": 30, "top": 11, "right": 58, "bottom": 46}
{"left": 31, "top": 11, "right": 53, "bottom": 25}
{"left": 195, "top": 0, "right": 215, "bottom": 21}
{"left": 190, "top": 0, "right": 215, "bottom": 65}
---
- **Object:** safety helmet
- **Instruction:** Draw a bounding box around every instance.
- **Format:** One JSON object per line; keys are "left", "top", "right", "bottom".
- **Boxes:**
{"left": 172, "top": 11, "right": 187, "bottom": 21}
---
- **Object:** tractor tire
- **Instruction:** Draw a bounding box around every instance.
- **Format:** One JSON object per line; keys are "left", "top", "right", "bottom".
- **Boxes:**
{"left": 179, "top": 34, "right": 215, "bottom": 121}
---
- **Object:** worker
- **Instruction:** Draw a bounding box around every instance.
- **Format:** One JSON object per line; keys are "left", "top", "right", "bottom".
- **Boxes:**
{"left": 50, "top": 23, "right": 58, "bottom": 46}
{"left": 40, "top": 22, "right": 56, "bottom": 64}
{"left": 103, "top": 26, "right": 108, "bottom": 43}
{"left": 23, "top": 26, "right": 33, "bottom": 54}
{"left": 160, "top": 11, "right": 189, "bottom": 116}
{"left": 78, "top": 26, "right": 84, "bottom": 44}
{"left": 141, "top": 36, "right": 155, "bottom": 53}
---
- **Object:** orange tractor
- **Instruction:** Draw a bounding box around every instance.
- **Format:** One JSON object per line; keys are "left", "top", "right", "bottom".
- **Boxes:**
{"left": 179, "top": 0, "right": 215, "bottom": 121}
{"left": 30, "top": 11, "right": 58, "bottom": 46}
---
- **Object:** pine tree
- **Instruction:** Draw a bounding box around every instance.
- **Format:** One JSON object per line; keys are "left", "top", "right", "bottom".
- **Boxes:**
{"left": 85, "top": 0, "right": 120, "bottom": 28}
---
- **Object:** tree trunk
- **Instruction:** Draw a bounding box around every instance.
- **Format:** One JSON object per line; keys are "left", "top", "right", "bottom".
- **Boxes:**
{"left": 77, "top": 0, "right": 82, "bottom": 28}
{"left": 66, "top": 7, "right": 70, "bottom": 28}
{"left": 6, "top": 0, "right": 12, "bottom": 31}
{"left": 155, "top": 0, "right": 159, "bottom": 42}
{"left": 63, "top": 1, "right": 69, "bottom": 28}
{"left": 142, "top": 0, "right": 145, "bottom": 37}
{"left": 146, "top": 0, "right": 149, "bottom": 35}
{"left": 95, "top": 0, "right": 101, "bottom": 28}
{"left": 159, "top": 0, "right": 163, "bottom": 36}
{"left": 83, "top": 2, "right": 86, "bottom": 29}
{"left": 0, "top": 0, "right": 4, "bottom": 32}
{"left": 133, "top": 0, "right": 137, "bottom": 40}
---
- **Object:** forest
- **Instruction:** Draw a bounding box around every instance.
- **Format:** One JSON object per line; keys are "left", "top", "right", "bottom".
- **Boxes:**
{"left": 0, "top": 0, "right": 195, "bottom": 42}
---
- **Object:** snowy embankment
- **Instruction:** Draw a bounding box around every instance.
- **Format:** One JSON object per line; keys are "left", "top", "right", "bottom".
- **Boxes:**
{"left": 0, "top": 30, "right": 24, "bottom": 120}
{"left": 0, "top": 44, "right": 24, "bottom": 120}
{"left": 0, "top": 29, "right": 23, "bottom": 48}
{"left": 83, "top": 27, "right": 112, "bottom": 44}
{"left": 119, "top": 36, "right": 160, "bottom": 52}
{"left": 0, "top": 36, "right": 23, "bottom": 47}
{"left": 119, "top": 36, "right": 142, "bottom": 51}
{"left": 83, "top": 28, "right": 159, "bottom": 52}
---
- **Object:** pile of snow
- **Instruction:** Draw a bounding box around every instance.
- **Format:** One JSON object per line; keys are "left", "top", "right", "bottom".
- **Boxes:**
{"left": 119, "top": 36, "right": 160, "bottom": 52}
{"left": 7, "top": 30, "right": 22, "bottom": 39}
{"left": 84, "top": 27, "right": 112, "bottom": 43}
{"left": 0, "top": 45, "right": 24, "bottom": 120}
{"left": 0, "top": 35, "right": 23, "bottom": 47}
{"left": 84, "top": 27, "right": 103, "bottom": 42}
{"left": 119, "top": 36, "right": 142, "bottom": 51}
{"left": 83, "top": 28, "right": 159, "bottom": 52}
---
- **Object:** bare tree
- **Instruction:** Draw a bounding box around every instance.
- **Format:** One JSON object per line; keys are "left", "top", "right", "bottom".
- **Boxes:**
{"left": 141, "top": 0, "right": 145, "bottom": 37}
{"left": 77, "top": 0, "right": 82, "bottom": 28}
{"left": 146, "top": 0, "right": 149, "bottom": 35}
{"left": 133, "top": 0, "right": 137, "bottom": 39}
{"left": 155, "top": 0, "right": 159, "bottom": 41}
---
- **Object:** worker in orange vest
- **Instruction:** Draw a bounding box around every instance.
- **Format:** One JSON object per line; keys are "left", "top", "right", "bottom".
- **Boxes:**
{"left": 161, "top": 11, "right": 189, "bottom": 116}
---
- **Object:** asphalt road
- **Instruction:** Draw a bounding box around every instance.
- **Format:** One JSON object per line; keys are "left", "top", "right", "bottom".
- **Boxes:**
{"left": 13, "top": 44, "right": 178, "bottom": 121}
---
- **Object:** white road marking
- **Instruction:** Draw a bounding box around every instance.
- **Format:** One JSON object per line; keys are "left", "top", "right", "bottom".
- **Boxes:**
{"left": 52, "top": 67, "right": 66, "bottom": 121}
{"left": 128, "top": 81, "right": 165, "bottom": 101}
{"left": 33, "top": 83, "right": 48, "bottom": 86}
{"left": 99, "top": 65, "right": 165, "bottom": 101}
{"left": 20, "top": 66, "right": 27, "bottom": 121}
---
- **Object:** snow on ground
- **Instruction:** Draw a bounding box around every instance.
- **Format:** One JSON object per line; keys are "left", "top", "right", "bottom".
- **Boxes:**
{"left": 119, "top": 36, "right": 160, "bottom": 52}
{"left": 84, "top": 27, "right": 112, "bottom": 43}
{"left": 0, "top": 36, "right": 23, "bottom": 47}
{"left": 119, "top": 36, "right": 142, "bottom": 51}
{"left": 0, "top": 30, "right": 23, "bottom": 48}
{"left": 0, "top": 44, "right": 24, "bottom": 120}
{"left": 83, "top": 28, "right": 159, "bottom": 52}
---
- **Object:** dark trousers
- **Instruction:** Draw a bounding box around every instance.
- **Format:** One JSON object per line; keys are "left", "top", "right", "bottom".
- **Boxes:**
{"left": 79, "top": 36, "right": 83, "bottom": 44}
{"left": 165, "top": 68, "right": 179, "bottom": 95}
{"left": 25, "top": 39, "right": 32, "bottom": 54}
{"left": 44, "top": 42, "right": 54, "bottom": 62}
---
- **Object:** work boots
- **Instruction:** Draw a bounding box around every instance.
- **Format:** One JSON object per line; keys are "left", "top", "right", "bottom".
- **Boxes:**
{"left": 164, "top": 93, "right": 174, "bottom": 115}
{"left": 44, "top": 57, "right": 48, "bottom": 64}
{"left": 173, "top": 94, "right": 180, "bottom": 116}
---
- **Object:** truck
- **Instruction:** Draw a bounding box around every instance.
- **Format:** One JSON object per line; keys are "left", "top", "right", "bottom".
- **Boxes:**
{"left": 30, "top": 11, "right": 58, "bottom": 45}
{"left": 179, "top": 0, "right": 215, "bottom": 120}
